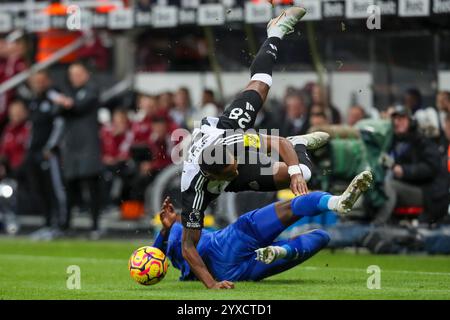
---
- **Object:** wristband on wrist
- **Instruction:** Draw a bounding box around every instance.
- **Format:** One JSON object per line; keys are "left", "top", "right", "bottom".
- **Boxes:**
{"left": 288, "top": 165, "right": 302, "bottom": 177}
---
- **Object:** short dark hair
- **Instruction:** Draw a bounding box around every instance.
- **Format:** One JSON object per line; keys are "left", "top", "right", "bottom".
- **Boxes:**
{"left": 203, "top": 89, "right": 214, "bottom": 97}
{"left": 69, "top": 60, "right": 90, "bottom": 72}
{"left": 199, "top": 144, "right": 234, "bottom": 175}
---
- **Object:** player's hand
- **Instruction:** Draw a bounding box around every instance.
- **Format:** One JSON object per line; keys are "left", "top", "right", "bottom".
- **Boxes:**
{"left": 160, "top": 196, "right": 177, "bottom": 230}
{"left": 209, "top": 281, "right": 235, "bottom": 289}
{"left": 290, "top": 173, "right": 309, "bottom": 196}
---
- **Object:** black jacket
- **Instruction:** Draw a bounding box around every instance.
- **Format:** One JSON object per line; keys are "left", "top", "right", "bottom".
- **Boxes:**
{"left": 279, "top": 115, "right": 310, "bottom": 137}
{"left": 390, "top": 130, "right": 449, "bottom": 223}
{"left": 27, "top": 89, "right": 64, "bottom": 155}
{"left": 60, "top": 81, "right": 102, "bottom": 179}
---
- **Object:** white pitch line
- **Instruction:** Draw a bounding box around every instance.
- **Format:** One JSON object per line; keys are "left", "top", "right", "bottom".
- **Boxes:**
{"left": 302, "top": 266, "right": 450, "bottom": 276}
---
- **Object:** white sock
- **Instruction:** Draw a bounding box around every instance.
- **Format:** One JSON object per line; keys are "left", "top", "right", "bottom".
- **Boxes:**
{"left": 327, "top": 196, "right": 341, "bottom": 211}
{"left": 251, "top": 73, "right": 273, "bottom": 87}
{"left": 267, "top": 27, "right": 285, "bottom": 40}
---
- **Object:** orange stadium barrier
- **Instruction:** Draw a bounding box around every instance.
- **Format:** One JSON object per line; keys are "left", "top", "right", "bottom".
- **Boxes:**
{"left": 120, "top": 200, "right": 145, "bottom": 220}
{"left": 36, "top": 2, "right": 81, "bottom": 63}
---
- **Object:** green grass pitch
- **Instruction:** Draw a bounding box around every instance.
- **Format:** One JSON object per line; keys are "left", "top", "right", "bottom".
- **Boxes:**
{"left": 1, "top": 237, "right": 449, "bottom": 300}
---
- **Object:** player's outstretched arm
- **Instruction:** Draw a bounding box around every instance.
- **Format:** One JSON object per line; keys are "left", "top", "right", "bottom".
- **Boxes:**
{"left": 261, "top": 134, "right": 308, "bottom": 195}
{"left": 182, "top": 228, "right": 234, "bottom": 289}
{"left": 153, "top": 197, "right": 178, "bottom": 253}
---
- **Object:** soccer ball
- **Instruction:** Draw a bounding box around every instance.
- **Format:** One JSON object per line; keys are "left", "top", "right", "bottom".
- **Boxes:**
{"left": 128, "top": 246, "right": 169, "bottom": 286}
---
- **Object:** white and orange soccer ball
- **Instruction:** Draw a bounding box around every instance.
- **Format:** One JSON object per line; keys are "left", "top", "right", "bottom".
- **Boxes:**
{"left": 128, "top": 246, "right": 169, "bottom": 286}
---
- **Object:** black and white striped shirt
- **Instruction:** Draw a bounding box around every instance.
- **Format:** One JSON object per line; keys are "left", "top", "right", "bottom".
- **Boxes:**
{"left": 181, "top": 117, "right": 262, "bottom": 229}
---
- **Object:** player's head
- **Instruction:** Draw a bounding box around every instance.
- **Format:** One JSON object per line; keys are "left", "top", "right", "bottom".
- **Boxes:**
{"left": 199, "top": 144, "right": 238, "bottom": 181}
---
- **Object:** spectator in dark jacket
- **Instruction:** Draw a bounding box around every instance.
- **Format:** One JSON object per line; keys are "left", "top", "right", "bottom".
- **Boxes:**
{"left": 54, "top": 62, "right": 102, "bottom": 238}
{"left": 310, "top": 83, "right": 341, "bottom": 124}
{"left": 280, "top": 92, "right": 309, "bottom": 137}
{"left": 25, "top": 70, "right": 67, "bottom": 239}
{"left": 374, "top": 105, "right": 445, "bottom": 224}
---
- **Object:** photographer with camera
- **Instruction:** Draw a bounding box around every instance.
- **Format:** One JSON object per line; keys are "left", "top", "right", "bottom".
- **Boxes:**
{"left": 374, "top": 105, "right": 448, "bottom": 225}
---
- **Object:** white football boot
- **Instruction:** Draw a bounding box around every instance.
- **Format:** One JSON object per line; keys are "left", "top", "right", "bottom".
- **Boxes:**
{"left": 255, "top": 246, "right": 287, "bottom": 264}
{"left": 255, "top": 229, "right": 319, "bottom": 264}
{"left": 286, "top": 131, "right": 330, "bottom": 150}
{"left": 334, "top": 170, "right": 373, "bottom": 214}
{"left": 267, "top": 6, "right": 307, "bottom": 39}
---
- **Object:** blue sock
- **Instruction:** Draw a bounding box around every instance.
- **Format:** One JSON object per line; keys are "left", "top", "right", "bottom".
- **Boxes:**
{"left": 281, "top": 230, "right": 331, "bottom": 261}
{"left": 318, "top": 194, "right": 332, "bottom": 211}
{"left": 281, "top": 244, "right": 298, "bottom": 259}
{"left": 291, "top": 191, "right": 331, "bottom": 217}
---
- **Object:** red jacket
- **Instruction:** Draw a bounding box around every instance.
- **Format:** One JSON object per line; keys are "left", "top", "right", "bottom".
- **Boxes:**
{"left": 0, "top": 121, "right": 30, "bottom": 169}
{"left": 147, "top": 134, "right": 173, "bottom": 172}
{"left": 131, "top": 116, "right": 153, "bottom": 145}
{"left": 0, "top": 57, "right": 27, "bottom": 123}
{"left": 100, "top": 124, "right": 134, "bottom": 163}
{"left": 131, "top": 110, "right": 178, "bottom": 145}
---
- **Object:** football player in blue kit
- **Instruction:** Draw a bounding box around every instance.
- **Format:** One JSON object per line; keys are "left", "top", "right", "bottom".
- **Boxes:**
{"left": 154, "top": 171, "right": 372, "bottom": 285}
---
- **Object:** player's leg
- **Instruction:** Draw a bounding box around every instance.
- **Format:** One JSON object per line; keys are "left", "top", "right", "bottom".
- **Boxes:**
{"left": 247, "top": 6, "right": 307, "bottom": 102}
{"left": 244, "top": 191, "right": 332, "bottom": 248}
{"left": 212, "top": 171, "right": 372, "bottom": 281}
{"left": 249, "top": 230, "right": 330, "bottom": 281}
{"left": 217, "top": 6, "right": 307, "bottom": 131}
{"left": 228, "top": 170, "right": 372, "bottom": 248}
{"left": 253, "top": 170, "right": 373, "bottom": 264}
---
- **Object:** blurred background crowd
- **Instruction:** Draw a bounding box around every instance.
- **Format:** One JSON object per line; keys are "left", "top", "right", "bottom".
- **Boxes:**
{"left": 0, "top": 0, "right": 449, "bottom": 252}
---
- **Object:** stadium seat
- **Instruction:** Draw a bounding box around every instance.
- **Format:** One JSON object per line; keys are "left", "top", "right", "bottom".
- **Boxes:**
{"left": 393, "top": 206, "right": 423, "bottom": 217}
